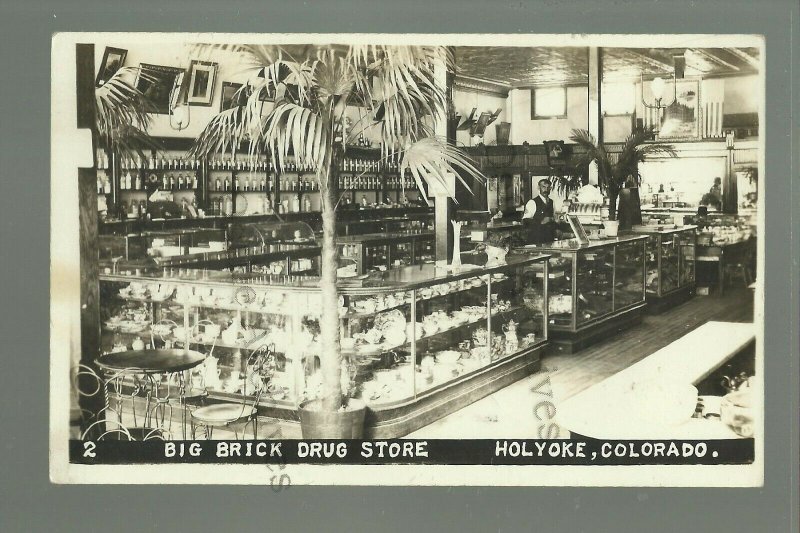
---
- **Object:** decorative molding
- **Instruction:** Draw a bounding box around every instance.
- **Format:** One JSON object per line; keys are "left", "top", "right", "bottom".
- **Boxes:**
{"left": 454, "top": 75, "right": 510, "bottom": 98}
{"left": 733, "top": 148, "right": 758, "bottom": 164}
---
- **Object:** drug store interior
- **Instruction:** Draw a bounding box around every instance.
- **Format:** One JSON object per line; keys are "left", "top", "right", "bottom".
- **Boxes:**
{"left": 68, "top": 38, "right": 760, "bottom": 442}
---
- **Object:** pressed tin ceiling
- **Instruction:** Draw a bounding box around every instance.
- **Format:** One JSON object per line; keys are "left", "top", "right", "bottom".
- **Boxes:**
{"left": 454, "top": 46, "right": 759, "bottom": 89}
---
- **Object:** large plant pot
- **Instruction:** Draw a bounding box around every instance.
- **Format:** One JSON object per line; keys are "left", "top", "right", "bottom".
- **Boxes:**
{"left": 604, "top": 220, "right": 620, "bottom": 237}
{"left": 299, "top": 398, "right": 367, "bottom": 438}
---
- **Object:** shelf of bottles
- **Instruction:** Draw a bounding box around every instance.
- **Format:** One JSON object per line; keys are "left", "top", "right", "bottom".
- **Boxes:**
{"left": 97, "top": 148, "right": 203, "bottom": 221}
{"left": 206, "top": 154, "right": 276, "bottom": 217}
{"left": 338, "top": 152, "right": 415, "bottom": 207}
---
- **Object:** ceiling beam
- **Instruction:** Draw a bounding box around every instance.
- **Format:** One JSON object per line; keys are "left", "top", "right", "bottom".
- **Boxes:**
{"left": 453, "top": 75, "right": 511, "bottom": 97}
{"left": 691, "top": 49, "right": 741, "bottom": 72}
{"left": 726, "top": 47, "right": 760, "bottom": 69}
{"left": 626, "top": 50, "right": 673, "bottom": 72}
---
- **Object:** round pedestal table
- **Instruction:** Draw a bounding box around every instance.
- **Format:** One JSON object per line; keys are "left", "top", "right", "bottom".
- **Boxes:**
{"left": 95, "top": 348, "right": 207, "bottom": 440}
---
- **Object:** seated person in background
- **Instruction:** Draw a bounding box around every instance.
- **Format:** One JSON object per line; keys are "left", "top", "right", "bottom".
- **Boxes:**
{"left": 701, "top": 177, "right": 723, "bottom": 211}
{"left": 522, "top": 178, "right": 556, "bottom": 244}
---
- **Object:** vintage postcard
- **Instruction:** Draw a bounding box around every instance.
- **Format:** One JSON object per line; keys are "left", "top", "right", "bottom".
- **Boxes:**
{"left": 50, "top": 32, "right": 764, "bottom": 486}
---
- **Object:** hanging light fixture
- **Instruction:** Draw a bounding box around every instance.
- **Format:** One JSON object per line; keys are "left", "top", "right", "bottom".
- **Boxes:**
{"left": 169, "top": 71, "right": 191, "bottom": 131}
{"left": 640, "top": 71, "right": 676, "bottom": 111}
{"left": 640, "top": 51, "right": 681, "bottom": 134}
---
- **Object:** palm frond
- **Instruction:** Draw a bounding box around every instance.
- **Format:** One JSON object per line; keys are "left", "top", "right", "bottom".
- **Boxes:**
{"left": 94, "top": 67, "right": 157, "bottom": 159}
{"left": 348, "top": 46, "right": 448, "bottom": 147}
{"left": 398, "top": 136, "right": 484, "bottom": 205}
{"left": 257, "top": 103, "right": 328, "bottom": 176}
{"left": 568, "top": 128, "right": 613, "bottom": 189}
{"left": 189, "top": 106, "right": 247, "bottom": 159}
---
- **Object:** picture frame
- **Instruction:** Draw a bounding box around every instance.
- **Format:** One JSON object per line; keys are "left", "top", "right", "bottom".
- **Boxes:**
{"left": 544, "top": 140, "right": 568, "bottom": 167}
{"left": 95, "top": 47, "right": 127, "bottom": 87}
{"left": 186, "top": 60, "right": 218, "bottom": 107}
{"left": 656, "top": 78, "right": 700, "bottom": 140}
{"left": 135, "top": 63, "right": 185, "bottom": 114}
{"left": 219, "top": 82, "right": 247, "bottom": 111}
{"left": 567, "top": 215, "right": 590, "bottom": 245}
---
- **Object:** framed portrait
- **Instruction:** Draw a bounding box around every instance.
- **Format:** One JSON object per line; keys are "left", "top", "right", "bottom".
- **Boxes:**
{"left": 186, "top": 60, "right": 218, "bottom": 106}
{"left": 220, "top": 82, "right": 247, "bottom": 111}
{"left": 95, "top": 47, "right": 127, "bottom": 87}
{"left": 135, "top": 63, "right": 185, "bottom": 114}
{"left": 543, "top": 140, "right": 568, "bottom": 167}
{"left": 657, "top": 79, "right": 700, "bottom": 140}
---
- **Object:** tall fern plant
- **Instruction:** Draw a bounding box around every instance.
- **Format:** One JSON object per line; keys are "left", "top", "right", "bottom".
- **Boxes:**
{"left": 190, "top": 44, "right": 484, "bottom": 414}
{"left": 569, "top": 128, "right": 676, "bottom": 220}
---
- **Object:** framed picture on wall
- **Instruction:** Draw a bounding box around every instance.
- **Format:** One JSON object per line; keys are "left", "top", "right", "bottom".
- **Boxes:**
{"left": 95, "top": 47, "right": 127, "bottom": 87}
{"left": 135, "top": 63, "right": 185, "bottom": 114}
{"left": 186, "top": 60, "right": 218, "bottom": 106}
{"left": 219, "top": 82, "right": 246, "bottom": 111}
{"left": 543, "top": 140, "right": 568, "bottom": 167}
{"left": 657, "top": 79, "right": 700, "bottom": 140}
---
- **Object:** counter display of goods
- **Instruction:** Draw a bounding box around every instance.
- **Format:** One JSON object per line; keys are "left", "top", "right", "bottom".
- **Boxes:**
{"left": 99, "top": 222, "right": 321, "bottom": 277}
{"left": 98, "top": 253, "right": 550, "bottom": 437}
{"left": 99, "top": 228, "right": 227, "bottom": 262}
{"left": 627, "top": 226, "right": 697, "bottom": 312}
{"left": 100, "top": 205, "right": 434, "bottom": 237}
{"left": 337, "top": 231, "right": 472, "bottom": 274}
{"left": 512, "top": 234, "right": 647, "bottom": 354}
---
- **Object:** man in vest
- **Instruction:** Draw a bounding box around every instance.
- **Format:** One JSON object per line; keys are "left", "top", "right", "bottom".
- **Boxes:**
{"left": 522, "top": 178, "right": 556, "bottom": 244}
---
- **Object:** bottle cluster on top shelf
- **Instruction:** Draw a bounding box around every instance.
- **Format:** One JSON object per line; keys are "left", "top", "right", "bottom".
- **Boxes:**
{"left": 341, "top": 153, "right": 400, "bottom": 173}
{"left": 210, "top": 175, "right": 272, "bottom": 193}
{"left": 279, "top": 176, "right": 319, "bottom": 192}
{"left": 338, "top": 175, "right": 414, "bottom": 191}
{"left": 208, "top": 155, "right": 276, "bottom": 172}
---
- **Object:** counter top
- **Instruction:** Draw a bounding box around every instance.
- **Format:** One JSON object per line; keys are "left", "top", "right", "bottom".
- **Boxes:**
{"left": 100, "top": 243, "right": 319, "bottom": 271}
{"left": 555, "top": 321, "right": 756, "bottom": 439}
{"left": 336, "top": 230, "right": 434, "bottom": 244}
{"left": 626, "top": 225, "right": 698, "bottom": 235}
{"left": 513, "top": 233, "right": 648, "bottom": 253}
{"left": 100, "top": 252, "right": 551, "bottom": 293}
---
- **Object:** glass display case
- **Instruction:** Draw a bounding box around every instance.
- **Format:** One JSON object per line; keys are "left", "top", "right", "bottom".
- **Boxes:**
{"left": 337, "top": 232, "right": 435, "bottom": 274}
{"left": 97, "top": 253, "right": 550, "bottom": 438}
{"left": 99, "top": 228, "right": 227, "bottom": 261}
{"left": 100, "top": 221, "right": 320, "bottom": 277}
{"left": 512, "top": 235, "right": 647, "bottom": 354}
{"left": 628, "top": 226, "right": 697, "bottom": 311}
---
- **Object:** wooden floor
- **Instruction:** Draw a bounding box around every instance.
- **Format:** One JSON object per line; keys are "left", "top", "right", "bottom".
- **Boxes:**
{"left": 544, "top": 288, "right": 754, "bottom": 400}
{"left": 407, "top": 288, "right": 754, "bottom": 439}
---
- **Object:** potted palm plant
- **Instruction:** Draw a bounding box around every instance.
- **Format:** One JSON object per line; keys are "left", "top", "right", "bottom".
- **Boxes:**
{"left": 568, "top": 127, "right": 676, "bottom": 230}
{"left": 94, "top": 66, "right": 158, "bottom": 164}
{"left": 190, "top": 44, "right": 483, "bottom": 437}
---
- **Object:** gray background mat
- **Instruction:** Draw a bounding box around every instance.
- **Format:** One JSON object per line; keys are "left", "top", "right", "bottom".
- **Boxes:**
{"left": 1, "top": 0, "right": 798, "bottom": 531}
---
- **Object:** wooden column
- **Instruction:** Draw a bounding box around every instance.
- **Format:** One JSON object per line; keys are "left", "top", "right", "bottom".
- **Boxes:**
{"left": 76, "top": 44, "right": 104, "bottom": 418}
{"left": 588, "top": 47, "right": 602, "bottom": 141}
{"left": 587, "top": 47, "right": 602, "bottom": 185}
{"left": 723, "top": 147, "right": 738, "bottom": 214}
{"left": 434, "top": 53, "right": 455, "bottom": 264}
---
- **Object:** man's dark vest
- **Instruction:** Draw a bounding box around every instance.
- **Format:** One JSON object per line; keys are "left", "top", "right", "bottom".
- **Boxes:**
{"left": 531, "top": 195, "right": 554, "bottom": 224}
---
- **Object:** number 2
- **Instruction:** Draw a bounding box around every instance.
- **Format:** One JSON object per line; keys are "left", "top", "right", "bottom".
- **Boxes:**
{"left": 83, "top": 441, "right": 96, "bottom": 458}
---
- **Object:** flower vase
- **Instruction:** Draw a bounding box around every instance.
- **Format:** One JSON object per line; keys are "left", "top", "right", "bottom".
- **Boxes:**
{"left": 450, "top": 220, "right": 463, "bottom": 269}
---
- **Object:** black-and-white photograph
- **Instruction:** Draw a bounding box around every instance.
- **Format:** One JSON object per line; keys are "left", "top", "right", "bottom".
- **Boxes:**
{"left": 95, "top": 46, "right": 127, "bottom": 87}
{"left": 51, "top": 33, "right": 764, "bottom": 486}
